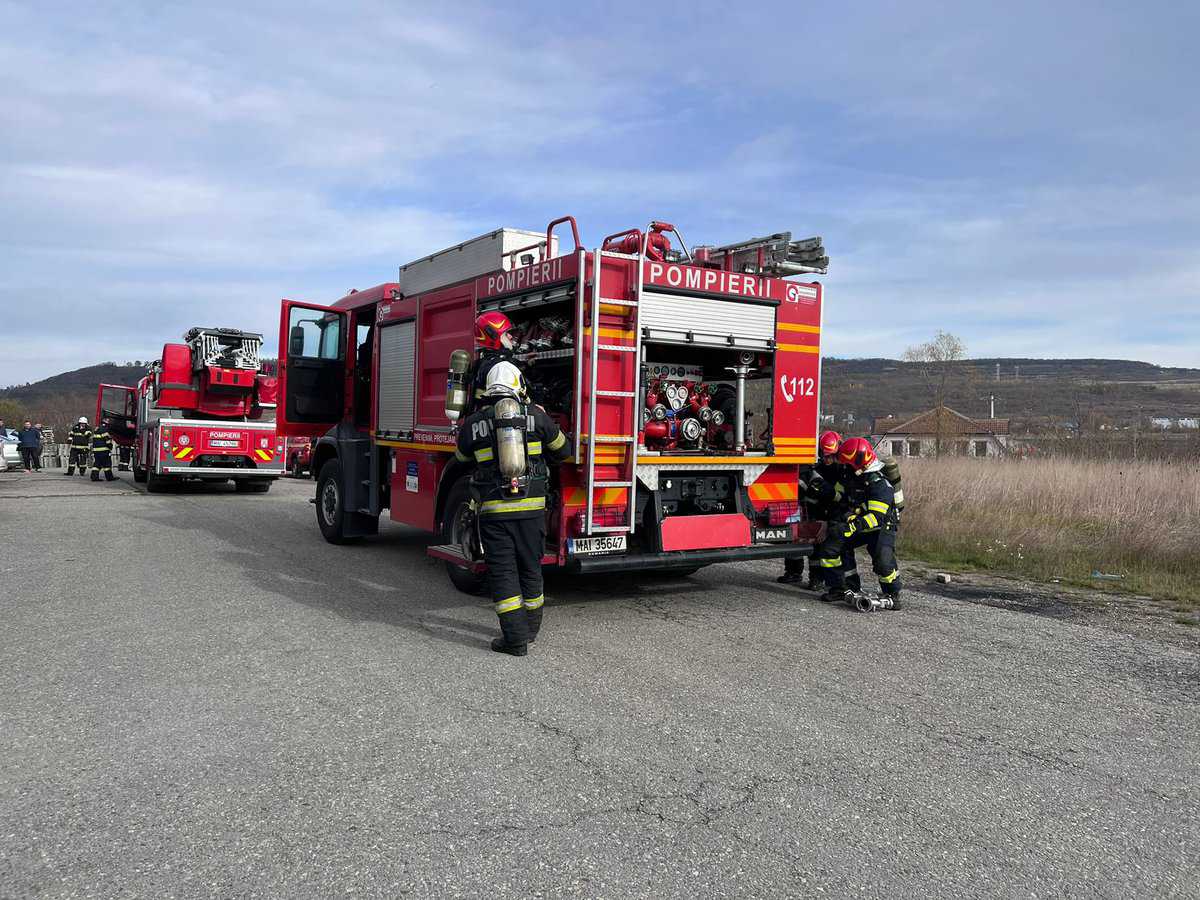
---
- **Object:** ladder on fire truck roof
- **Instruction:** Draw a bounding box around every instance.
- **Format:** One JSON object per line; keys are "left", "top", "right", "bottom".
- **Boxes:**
{"left": 578, "top": 245, "right": 644, "bottom": 535}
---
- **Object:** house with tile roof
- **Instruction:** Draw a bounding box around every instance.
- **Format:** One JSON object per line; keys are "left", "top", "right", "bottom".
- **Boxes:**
{"left": 869, "top": 406, "right": 1010, "bottom": 458}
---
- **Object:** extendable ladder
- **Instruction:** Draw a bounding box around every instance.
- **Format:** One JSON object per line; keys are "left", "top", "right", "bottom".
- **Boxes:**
{"left": 581, "top": 248, "right": 643, "bottom": 535}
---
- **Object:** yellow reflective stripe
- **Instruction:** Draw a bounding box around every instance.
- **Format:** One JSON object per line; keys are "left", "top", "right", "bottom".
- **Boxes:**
{"left": 817, "top": 557, "right": 842, "bottom": 568}
{"left": 527, "top": 441, "right": 542, "bottom": 455}
{"left": 494, "top": 596, "right": 523, "bottom": 614}
{"left": 546, "top": 431, "right": 566, "bottom": 451}
{"left": 523, "top": 594, "right": 544, "bottom": 610}
{"left": 474, "top": 448, "right": 494, "bottom": 462}
{"left": 479, "top": 497, "right": 546, "bottom": 514}
{"left": 454, "top": 449, "right": 471, "bottom": 463}
{"left": 879, "top": 569, "right": 900, "bottom": 584}
{"left": 867, "top": 500, "right": 890, "bottom": 514}
{"left": 862, "top": 513, "right": 879, "bottom": 529}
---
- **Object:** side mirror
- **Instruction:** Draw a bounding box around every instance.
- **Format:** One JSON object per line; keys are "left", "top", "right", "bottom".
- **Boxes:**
{"left": 289, "top": 325, "right": 306, "bottom": 357}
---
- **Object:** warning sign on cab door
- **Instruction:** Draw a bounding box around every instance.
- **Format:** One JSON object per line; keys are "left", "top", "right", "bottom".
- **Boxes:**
{"left": 406, "top": 461, "right": 418, "bottom": 492}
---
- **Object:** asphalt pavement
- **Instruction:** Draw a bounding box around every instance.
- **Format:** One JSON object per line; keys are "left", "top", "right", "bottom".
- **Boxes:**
{"left": 1, "top": 468, "right": 1197, "bottom": 898}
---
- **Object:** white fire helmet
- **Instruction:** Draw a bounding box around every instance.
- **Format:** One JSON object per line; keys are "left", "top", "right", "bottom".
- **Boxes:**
{"left": 78, "top": 416, "right": 89, "bottom": 424}
{"left": 484, "top": 360, "right": 526, "bottom": 399}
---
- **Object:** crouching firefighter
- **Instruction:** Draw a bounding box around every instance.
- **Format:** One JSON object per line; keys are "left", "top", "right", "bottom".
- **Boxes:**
{"left": 65, "top": 417, "right": 91, "bottom": 476}
{"left": 455, "top": 361, "right": 570, "bottom": 655}
{"left": 779, "top": 430, "right": 845, "bottom": 588}
{"left": 813, "top": 437, "right": 902, "bottom": 611}
{"left": 89, "top": 419, "right": 116, "bottom": 482}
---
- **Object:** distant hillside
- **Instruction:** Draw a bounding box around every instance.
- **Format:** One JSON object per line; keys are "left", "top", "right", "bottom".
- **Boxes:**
{"left": 822, "top": 357, "right": 1200, "bottom": 432}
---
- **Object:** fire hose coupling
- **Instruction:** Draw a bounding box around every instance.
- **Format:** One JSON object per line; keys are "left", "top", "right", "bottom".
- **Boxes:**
{"left": 847, "top": 592, "right": 881, "bottom": 613}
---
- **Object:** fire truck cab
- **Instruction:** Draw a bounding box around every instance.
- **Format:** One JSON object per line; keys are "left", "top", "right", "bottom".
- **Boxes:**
{"left": 278, "top": 217, "right": 827, "bottom": 592}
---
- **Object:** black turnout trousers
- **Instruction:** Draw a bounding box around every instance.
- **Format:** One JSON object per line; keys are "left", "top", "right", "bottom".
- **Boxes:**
{"left": 480, "top": 516, "right": 546, "bottom": 646}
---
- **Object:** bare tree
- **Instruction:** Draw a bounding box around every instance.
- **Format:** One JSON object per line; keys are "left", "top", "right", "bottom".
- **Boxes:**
{"left": 903, "top": 330, "right": 967, "bottom": 457}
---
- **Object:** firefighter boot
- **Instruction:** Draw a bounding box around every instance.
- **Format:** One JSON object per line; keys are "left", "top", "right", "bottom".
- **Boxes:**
{"left": 64, "top": 469, "right": 73, "bottom": 476}
{"left": 777, "top": 557, "right": 804, "bottom": 585}
{"left": 817, "top": 588, "right": 846, "bottom": 604}
{"left": 90, "top": 470, "right": 99, "bottom": 482}
{"left": 105, "top": 471, "right": 115, "bottom": 481}
{"left": 491, "top": 607, "right": 529, "bottom": 656}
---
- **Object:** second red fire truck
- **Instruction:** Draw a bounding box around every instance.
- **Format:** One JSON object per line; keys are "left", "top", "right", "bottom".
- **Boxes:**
{"left": 98, "top": 327, "right": 285, "bottom": 492}
{"left": 277, "top": 217, "right": 828, "bottom": 591}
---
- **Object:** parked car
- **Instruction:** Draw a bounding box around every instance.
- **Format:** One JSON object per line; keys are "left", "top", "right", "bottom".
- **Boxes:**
{"left": 285, "top": 437, "right": 313, "bottom": 478}
{"left": 0, "top": 429, "right": 22, "bottom": 471}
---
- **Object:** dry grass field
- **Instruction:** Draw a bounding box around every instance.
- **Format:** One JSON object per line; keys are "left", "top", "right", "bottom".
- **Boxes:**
{"left": 898, "top": 456, "right": 1200, "bottom": 610}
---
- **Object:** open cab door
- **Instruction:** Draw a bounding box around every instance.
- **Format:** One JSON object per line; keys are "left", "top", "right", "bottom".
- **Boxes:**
{"left": 96, "top": 383, "right": 138, "bottom": 447}
{"left": 278, "top": 299, "right": 349, "bottom": 438}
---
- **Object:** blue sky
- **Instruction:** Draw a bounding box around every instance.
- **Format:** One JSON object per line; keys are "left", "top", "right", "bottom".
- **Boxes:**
{"left": 1, "top": 0, "right": 1196, "bottom": 387}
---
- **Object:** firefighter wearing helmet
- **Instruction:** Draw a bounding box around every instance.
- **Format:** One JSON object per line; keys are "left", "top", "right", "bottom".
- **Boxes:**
{"left": 812, "top": 436, "right": 902, "bottom": 611}
{"left": 454, "top": 360, "right": 570, "bottom": 655}
{"left": 64, "top": 416, "right": 92, "bottom": 476}
{"left": 778, "top": 430, "right": 849, "bottom": 588}
{"left": 467, "top": 311, "right": 523, "bottom": 414}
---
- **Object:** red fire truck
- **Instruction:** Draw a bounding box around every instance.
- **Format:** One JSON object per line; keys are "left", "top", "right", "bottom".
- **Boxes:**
{"left": 277, "top": 217, "right": 827, "bottom": 591}
{"left": 97, "top": 327, "right": 285, "bottom": 492}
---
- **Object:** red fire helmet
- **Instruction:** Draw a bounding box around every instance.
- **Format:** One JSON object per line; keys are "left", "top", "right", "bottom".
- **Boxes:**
{"left": 475, "top": 311, "right": 515, "bottom": 351}
{"left": 837, "top": 436, "right": 877, "bottom": 473}
{"left": 818, "top": 430, "right": 842, "bottom": 458}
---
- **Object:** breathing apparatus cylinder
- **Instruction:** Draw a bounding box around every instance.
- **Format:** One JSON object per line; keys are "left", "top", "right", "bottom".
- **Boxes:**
{"left": 493, "top": 397, "right": 527, "bottom": 485}
{"left": 444, "top": 349, "right": 471, "bottom": 422}
{"left": 880, "top": 456, "right": 904, "bottom": 510}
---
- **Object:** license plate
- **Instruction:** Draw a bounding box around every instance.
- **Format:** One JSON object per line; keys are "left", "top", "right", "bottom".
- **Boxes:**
{"left": 210, "top": 439, "right": 239, "bottom": 448}
{"left": 753, "top": 526, "right": 793, "bottom": 543}
{"left": 569, "top": 535, "right": 627, "bottom": 556}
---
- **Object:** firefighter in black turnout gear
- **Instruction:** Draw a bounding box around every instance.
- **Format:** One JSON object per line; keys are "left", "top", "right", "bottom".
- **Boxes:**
{"left": 455, "top": 361, "right": 570, "bottom": 655}
{"left": 779, "top": 430, "right": 846, "bottom": 588}
{"left": 65, "top": 417, "right": 92, "bottom": 476}
{"left": 89, "top": 419, "right": 116, "bottom": 481}
{"left": 813, "top": 437, "right": 902, "bottom": 611}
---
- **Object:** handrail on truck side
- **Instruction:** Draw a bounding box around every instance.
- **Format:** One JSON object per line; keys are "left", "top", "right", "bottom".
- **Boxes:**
{"left": 545, "top": 216, "right": 582, "bottom": 260}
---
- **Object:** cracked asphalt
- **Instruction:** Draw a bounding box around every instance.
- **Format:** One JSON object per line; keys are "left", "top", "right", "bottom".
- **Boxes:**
{"left": 1, "top": 469, "right": 1198, "bottom": 898}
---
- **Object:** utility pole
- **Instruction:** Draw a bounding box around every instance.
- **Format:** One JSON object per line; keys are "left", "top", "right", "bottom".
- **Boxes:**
{"left": 989, "top": 394, "right": 995, "bottom": 418}
{"left": 995, "top": 363, "right": 1000, "bottom": 383}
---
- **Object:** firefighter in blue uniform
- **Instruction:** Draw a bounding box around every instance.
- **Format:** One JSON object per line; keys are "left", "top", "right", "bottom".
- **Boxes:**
{"left": 89, "top": 418, "right": 116, "bottom": 481}
{"left": 455, "top": 361, "right": 571, "bottom": 655}
{"left": 65, "top": 417, "right": 92, "bottom": 476}
{"left": 813, "top": 437, "right": 902, "bottom": 610}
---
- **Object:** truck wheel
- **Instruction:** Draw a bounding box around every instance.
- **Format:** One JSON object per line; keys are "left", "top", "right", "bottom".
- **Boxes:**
{"left": 132, "top": 462, "right": 147, "bottom": 483}
{"left": 316, "top": 459, "right": 357, "bottom": 544}
{"left": 441, "top": 477, "right": 485, "bottom": 595}
{"left": 146, "top": 470, "right": 168, "bottom": 493}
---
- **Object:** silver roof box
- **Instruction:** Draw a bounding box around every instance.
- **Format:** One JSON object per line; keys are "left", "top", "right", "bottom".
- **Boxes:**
{"left": 397, "top": 228, "right": 559, "bottom": 296}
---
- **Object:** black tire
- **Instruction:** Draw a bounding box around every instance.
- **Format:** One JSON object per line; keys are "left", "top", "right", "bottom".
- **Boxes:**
{"left": 315, "top": 459, "right": 356, "bottom": 544}
{"left": 132, "top": 461, "right": 147, "bottom": 483}
{"left": 441, "top": 476, "right": 485, "bottom": 595}
{"left": 146, "top": 470, "right": 168, "bottom": 493}
{"left": 235, "top": 479, "right": 271, "bottom": 493}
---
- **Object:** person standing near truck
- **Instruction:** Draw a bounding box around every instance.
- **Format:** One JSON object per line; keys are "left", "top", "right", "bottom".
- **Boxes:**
{"left": 454, "top": 361, "right": 570, "bottom": 656}
{"left": 778, "top": 430, "right": 844, "bottom": 587}
{"left": 812, "top": 437, "right": 902, "bottom": 610}
{"left": 65, "top": 417, "right": 91, "bottom": 476}
{"left": 16, "top": 421, "right": 41, "bottom": 472}
{"left": 89, "top": 418, "right": 116, "bottom": 482}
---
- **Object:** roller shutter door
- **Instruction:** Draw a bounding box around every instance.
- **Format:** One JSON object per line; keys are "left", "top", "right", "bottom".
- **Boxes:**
{"left": 639, "top": 291, "right": 776, "bottom": 350}
{"left": 377, "top": 321, "right": 416, "bottom": 435}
